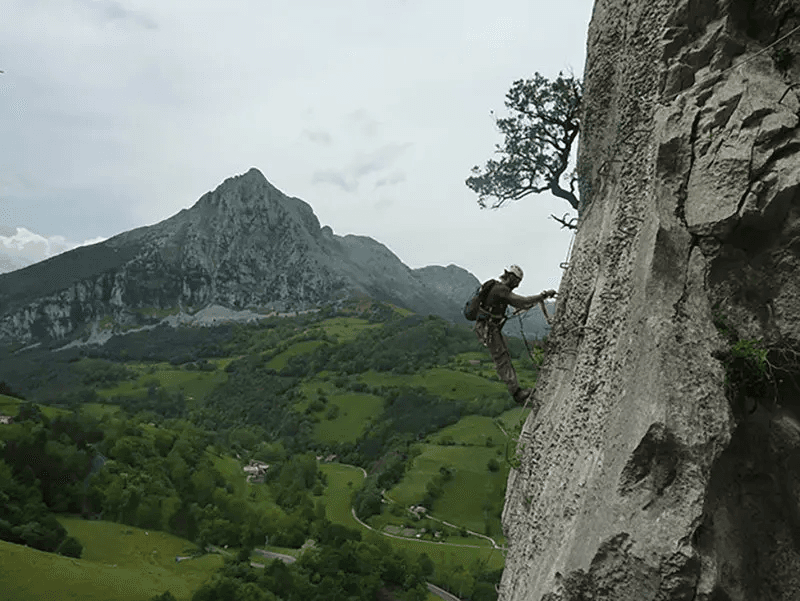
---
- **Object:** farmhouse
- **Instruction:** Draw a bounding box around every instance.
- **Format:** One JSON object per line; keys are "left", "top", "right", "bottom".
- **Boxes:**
{"left": 0, "top": 414, "right": 13, "bottom": 425}
{"left": 243, "top": 460, "right": 269, "bottom": 483}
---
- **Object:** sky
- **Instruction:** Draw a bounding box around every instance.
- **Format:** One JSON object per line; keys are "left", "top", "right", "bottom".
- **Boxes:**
{"left": 0, "top": 0, "right": 593, "bottom": 290}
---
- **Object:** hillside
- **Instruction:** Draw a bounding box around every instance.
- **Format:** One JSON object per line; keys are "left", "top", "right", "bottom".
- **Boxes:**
{"left": 0, "top": 302, "right": 542, "bottom": 601}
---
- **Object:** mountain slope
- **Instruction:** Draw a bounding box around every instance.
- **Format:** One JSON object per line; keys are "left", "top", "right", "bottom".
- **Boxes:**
{"left": 0, "top": 168, "right": 478, "bottom": 345}
{"left": 0, "top": 251, "right": 34, "bottom": 275}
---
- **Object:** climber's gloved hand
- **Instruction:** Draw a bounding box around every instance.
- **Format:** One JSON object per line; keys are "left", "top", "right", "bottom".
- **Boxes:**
{"left": 541, "top": 289, "right": 557, "bottom": 299}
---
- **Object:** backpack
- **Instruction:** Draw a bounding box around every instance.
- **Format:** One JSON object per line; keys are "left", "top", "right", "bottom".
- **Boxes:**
{"left": 463, "top": 279, "right": 496, "bottom": 321}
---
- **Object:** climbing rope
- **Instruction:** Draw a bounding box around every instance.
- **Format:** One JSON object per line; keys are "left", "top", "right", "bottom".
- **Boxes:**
{"left": 560, "top": 229, "right": 577, "bottom": 270}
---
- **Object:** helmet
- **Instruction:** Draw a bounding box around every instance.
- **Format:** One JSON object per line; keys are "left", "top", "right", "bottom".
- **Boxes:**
{"left": 505, "top": 264, "right": 524, "bottom": 281}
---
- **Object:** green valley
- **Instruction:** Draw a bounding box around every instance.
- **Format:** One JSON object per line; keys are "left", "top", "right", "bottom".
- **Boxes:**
{"left": 0, "top": 302, "right": 545, "bottom": 601}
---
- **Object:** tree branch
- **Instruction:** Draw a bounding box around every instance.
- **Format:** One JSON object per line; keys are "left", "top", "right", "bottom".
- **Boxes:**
{"left": 550, "top": 213, "right": 578, "bottom": 229}
{"left": 549, "top": 179, "right": 579, "bottom": 210}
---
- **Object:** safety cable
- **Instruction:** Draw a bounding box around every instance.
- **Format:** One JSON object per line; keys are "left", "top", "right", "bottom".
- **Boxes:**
{"left": 658, "top": 22, "right": 800, "bottom": 104}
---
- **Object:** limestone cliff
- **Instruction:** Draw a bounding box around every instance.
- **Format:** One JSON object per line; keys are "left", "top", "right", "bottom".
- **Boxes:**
{"left": 501, "top": 1, "right": 800, "bottom": 600}
{"left": 0, "top": 168, "right": 475, "bottom": 345}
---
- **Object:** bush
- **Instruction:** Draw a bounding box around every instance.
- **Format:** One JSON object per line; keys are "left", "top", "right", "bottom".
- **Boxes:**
{"left": 57, "top": 536, "right": 83, "bottom": 558}
{"left": 487, "top": 458, "right": 500, "bottom": 472}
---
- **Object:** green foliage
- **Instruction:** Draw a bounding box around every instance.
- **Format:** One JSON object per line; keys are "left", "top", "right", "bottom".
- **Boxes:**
{"left": 283, "top": 314, "right": 482, "bottom": 377}
{"left": 192, "top": 534, "right": 428, "bottom": 601}
{"left": 467, "top": 71, "right": 582, "bottom": 215}
{"left": 56, "top": 535, "right": 83, "bottom": 558}
{"left": 0, "top": 305, "right": 544, "bottom": 601}
{"left": 73, "top": 359, "right": 136, "bottom": 387}
{"left": 713, "top": 309, "right": 774, "bottom": 416}
{"left": 0, "top": 408, "right": 107, "bottom": 553}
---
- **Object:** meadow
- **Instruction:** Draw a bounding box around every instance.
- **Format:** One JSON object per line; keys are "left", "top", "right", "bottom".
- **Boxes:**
{"left": 266, "top": 339, "right": 329, "bottom": 371}
{"left": 95, "top": 360, "right": 230, "bottom": 402}
{"left": 312, "top": 316, "right": 382, "bottom": 342}
{"left": 314, "top": 392, "right": 385, "bottom": 443}
{"left": 387, "top": 444, "right": 508, "bottom": 536}
{"left": 0, "top": 393, "right": 70, "bottom": 419}
{"left": 0, "top": 520, "right": 222, "bottom": 601}
{"left": 319, "top": 463, "right": 504, "bottom": 578}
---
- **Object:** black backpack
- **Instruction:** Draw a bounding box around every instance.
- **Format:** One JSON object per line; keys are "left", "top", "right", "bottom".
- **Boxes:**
{"left": 463, "top": 279, "right": 496, "bottom": 321}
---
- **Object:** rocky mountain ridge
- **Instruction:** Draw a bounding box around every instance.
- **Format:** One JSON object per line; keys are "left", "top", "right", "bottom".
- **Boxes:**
{"left": 0, "top": 168, "right": 485, "bottom": 346}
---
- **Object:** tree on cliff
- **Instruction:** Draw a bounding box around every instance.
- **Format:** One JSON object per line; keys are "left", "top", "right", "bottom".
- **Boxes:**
{"left": 466, "top": 71, "right": 582, "bottom": 228}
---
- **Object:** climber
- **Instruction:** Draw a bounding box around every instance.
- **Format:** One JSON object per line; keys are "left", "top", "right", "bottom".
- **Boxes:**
{"left": 473, "top": 265, "right": 556, "bottom": 405}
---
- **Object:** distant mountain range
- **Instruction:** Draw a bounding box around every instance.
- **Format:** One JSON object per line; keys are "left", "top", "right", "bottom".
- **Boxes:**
{"left": 0, "top": 169, "right": 551, "bottom": 347}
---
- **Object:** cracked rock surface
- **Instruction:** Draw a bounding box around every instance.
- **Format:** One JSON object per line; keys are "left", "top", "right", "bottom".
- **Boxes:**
{"left": 500, "top": 1, "right": 800, "bottom": 600}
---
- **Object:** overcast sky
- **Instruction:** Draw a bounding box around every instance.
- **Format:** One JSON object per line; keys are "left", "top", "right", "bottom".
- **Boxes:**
{"left": 1, "top": 0, "right": 593, "bottom": 290}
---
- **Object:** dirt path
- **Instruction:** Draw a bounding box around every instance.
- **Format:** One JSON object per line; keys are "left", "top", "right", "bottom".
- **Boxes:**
{"left": 254, "top": 549, "right": 296, "bottom": 564}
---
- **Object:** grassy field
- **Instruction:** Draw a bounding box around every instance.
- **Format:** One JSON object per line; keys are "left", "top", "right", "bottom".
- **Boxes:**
{"left": 428, "top": 415, "right": 505, "bottom": 446}
{"left": 388, "top": 444, "right": 509, "bottom": 537}
{"left": 0, "top": 393, "right": 21, "bottom": 416}
{"left": 210, "top": 453, "right": 282, "bottom": 515}
{"left": 0, "top": 520, "right": 222, "bottom": 601}
{"left": 428, "top": 408, "right": 532, "bottom": 446}
{"left": 95, "top": 361, "right": 228, "bottom": 402}
{"left": 359, "top": 366, "right": 537, "bottom": 402}
{"left": 296, "top": 380, "right": 386, "bottom": 444}
{"left": 315, "top": 392, "right": 385, "bottom": 443}
{"left": 495, "top": 406, "right": 532, "bottom": 435}
{"left": 312, "top": 316, "right": 382, "bottom": 343}
{"left": 319, "top": 463, "right": 505, "bottom": 578}
{"left": 319, "top": 462, "right": 366, "bottom": 529}
{"left": 0, "top": 393, "right": 70, "bottom": 419}
{"left": 81, "top": 403, "right": 123, "bottom": 419}
{"left": 266, "top": 340, "right": 328, "bottom": 371}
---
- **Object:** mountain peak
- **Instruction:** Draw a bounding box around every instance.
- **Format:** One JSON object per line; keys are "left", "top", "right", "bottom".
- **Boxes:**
{"left": 213, "top": 167, "right": 270, "bottom": 195}
{"left": 238, "top": 167, "right": 268, "bottom": 185}
{"left": 0, "top": 168, "right": 484, "bottom": 346}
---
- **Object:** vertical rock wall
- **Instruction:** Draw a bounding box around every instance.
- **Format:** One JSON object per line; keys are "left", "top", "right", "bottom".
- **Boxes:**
{"left": 500, "top": 1, "right": 800, "bottom": 599}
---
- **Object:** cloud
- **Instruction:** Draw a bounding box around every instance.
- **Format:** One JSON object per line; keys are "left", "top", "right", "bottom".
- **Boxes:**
{"left": 302, "top": 129, "right": 333, "bottom": 145}
{"left": 374, "top": 171, "right": 407, "bottom": 189}
{"left": 347, "top": 109, "right": 381, "bottom": 137}
{"left": 0, "top": 227, "right": 107, "bottom": 271}
{"left": 352, "top": 143, "right": 412, "bottom": 178}
{"left": 311, "top": 171, "right": 356, "bottom": 193}
{"left": 312, "top": 143, "right": 412, "bottom": 193}
{"left": 75, "top": 0, "right": 158, "bottom": 30}
{"left": 374, "top": 196, "right": 395, "bottom": 211}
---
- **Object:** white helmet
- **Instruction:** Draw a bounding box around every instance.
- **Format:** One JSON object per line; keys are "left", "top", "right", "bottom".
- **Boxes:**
{"left": 505, "top": 264, "right": 524, "bottom": 281}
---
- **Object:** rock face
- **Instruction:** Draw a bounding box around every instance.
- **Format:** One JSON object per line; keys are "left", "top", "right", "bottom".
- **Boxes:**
{"left": 500, "top": 1, "right": 800, "bottom": 600}
{"left": 0, "top": 168, "right": 478, "bottom": 345}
